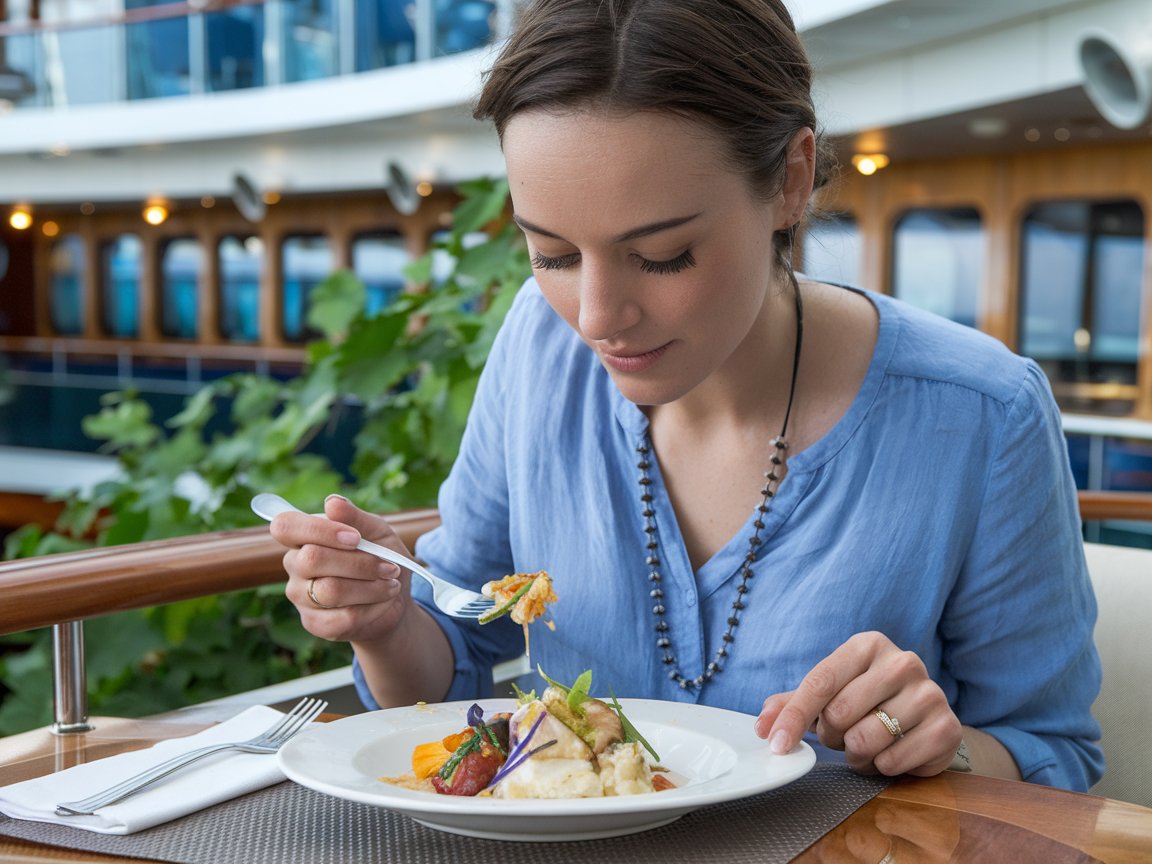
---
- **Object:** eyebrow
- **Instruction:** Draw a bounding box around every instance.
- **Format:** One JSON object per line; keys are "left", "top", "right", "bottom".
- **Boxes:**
{"left": 512, "top": 212, "right": 701, "bottom": 244}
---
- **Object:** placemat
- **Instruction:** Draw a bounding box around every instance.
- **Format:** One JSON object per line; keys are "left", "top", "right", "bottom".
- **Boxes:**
{"left": 0, "top": 762, "right": 889, "bottom": 863}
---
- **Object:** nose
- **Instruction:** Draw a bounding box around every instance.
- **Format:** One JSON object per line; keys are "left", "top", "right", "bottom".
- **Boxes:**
{"left": 576, "top": 260, "right": 641, "bottom": 343}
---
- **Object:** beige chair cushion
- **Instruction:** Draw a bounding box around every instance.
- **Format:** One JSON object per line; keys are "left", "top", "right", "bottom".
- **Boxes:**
{"left": 1083, "top": 542, "right": 1152, "bottom": 807}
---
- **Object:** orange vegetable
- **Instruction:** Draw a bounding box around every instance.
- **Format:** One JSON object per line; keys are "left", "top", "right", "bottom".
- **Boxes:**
{"left": 411, "top": 740, "right": 453, "bottom": 780}
{"left": 441, "top": 729, "right": 474, "bottom": 752}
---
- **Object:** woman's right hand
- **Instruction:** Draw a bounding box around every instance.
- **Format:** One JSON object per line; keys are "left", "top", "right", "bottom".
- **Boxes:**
{"left": 269, "top": 494, "right": 412, "bottom": 643}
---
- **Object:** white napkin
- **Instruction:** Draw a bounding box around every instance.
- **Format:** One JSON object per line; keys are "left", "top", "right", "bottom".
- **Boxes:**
{"left": 0, "top": 705, "right": 294, "bottom": 835}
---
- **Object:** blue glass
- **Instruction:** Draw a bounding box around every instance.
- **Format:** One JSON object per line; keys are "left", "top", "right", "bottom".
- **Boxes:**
{"left": 283, "top": 0, "right": 338, "bottom": 82}
{"left": 352, "top": 232, "right": 408, "bottom": 314}
{"left": 435, "top": 0, "right": 494, "bottom": 55}
{"left": 126, "top": 15, "right": 191, "bottom": 99}
{"left": 101, "top": 235, "right": 141, "bottom": 337}
{"left": 355, "top": 0, "right": 416, "bottom": 70}
{"left": 161, "top": 238, "right": 203, "bottom": 339}
{"left": 206, "top": 6, "right": 264, "bottom": 91}
{"left": 891, "top": 208, "right": 982, "bottom": 329}
{"left": 282, "top": 235, "right": 333, "bottom": 341}
{"left": 219, "top": 236, "right": 263, "bottom": 342}
{"left": 49, "top": 235, "right": 85, "bottom": 336}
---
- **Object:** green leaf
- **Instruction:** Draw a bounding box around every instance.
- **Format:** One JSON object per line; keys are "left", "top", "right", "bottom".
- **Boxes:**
{"left": 306, "top": 269, "right": 368, "bottom": 341}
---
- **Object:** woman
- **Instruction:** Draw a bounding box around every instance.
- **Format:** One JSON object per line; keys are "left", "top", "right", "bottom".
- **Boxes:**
{"left": 270, "top": 0, "right": 1102, "bottom": 790}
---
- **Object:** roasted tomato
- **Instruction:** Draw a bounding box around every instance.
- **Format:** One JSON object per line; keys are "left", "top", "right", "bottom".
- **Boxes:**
{"left": 431, "top": 745, "right": 505, "bottom": 796}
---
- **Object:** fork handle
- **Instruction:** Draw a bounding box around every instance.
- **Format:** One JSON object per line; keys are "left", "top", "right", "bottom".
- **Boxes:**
{"left": 356, "top": 537, "right": 438, "bottom": 587}
{"left": 55, "top": 743, "right": 233, "bottom": 816}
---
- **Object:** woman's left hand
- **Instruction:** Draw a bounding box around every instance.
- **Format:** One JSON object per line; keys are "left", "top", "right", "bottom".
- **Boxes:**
{"left": 756, "top": 631, "right": 962, "bottom": 777}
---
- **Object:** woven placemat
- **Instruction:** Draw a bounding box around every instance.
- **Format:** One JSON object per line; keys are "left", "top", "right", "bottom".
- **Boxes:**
{"left": 0, "top": 762, "right": 889, "bottom": 863}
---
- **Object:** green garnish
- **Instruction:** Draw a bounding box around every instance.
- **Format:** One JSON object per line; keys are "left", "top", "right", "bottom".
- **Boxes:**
{"left": 609, "top": 691, "right": 660, "bottom": 762}
{"left": 478, "top": 578, "right": 537, "bottom": 624}
{"left": 437, "top": 734, "right": 481, "bottom": 780}
{"left": 537, "top": 665, "right": 593, "bottom": 714}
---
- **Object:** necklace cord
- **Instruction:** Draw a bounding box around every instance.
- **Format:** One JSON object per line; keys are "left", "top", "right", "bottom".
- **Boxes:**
{"left": 635, "top": 271, "right": 804, "bottom": 691}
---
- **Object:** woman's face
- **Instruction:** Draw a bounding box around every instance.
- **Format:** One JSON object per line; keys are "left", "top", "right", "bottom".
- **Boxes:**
{"left": 503, "top": 108, "right": 799, "bottom": 407}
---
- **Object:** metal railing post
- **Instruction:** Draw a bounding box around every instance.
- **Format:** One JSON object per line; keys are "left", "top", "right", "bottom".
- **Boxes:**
{"left": 51, "top": 621, "right": 93, "bottom": 734}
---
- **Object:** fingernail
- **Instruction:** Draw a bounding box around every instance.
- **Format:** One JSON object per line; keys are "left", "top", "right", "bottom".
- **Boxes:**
{"left": 326, "top": 494, "right": 349, "bottom": 503}
{"left": 336, "top": 530, "right": 360, "bottom": 546}
{"left": 770, "top": 730, "right": 790, "bottom": 754}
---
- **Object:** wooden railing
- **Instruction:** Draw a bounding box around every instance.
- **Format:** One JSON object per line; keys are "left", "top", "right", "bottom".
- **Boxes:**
{"left": 0, "top": 492, "right": 1147, "bottom": 732}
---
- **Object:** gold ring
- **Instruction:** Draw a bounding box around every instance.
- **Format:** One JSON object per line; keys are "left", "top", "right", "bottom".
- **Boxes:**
{"left": 874, "top": 707, "right": 904, "bottom": 739}
{"left": 307, "top": 578, "right": 338, "bottom": 610}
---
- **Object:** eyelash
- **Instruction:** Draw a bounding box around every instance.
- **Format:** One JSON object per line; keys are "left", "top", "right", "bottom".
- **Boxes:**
{"left": 530, "top": 249, "right": 697, "bottom": 275}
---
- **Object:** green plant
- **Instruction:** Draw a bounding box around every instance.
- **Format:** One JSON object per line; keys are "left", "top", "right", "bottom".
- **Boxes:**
{"left": 0, "top": 178, "right": 527, "bottom": 735}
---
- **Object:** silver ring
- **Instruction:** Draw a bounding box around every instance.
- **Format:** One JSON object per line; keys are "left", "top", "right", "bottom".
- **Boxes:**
{"left": 874, "top": 707, "right": 904, "bottom": 739}
{"left": 307, "top": 578, "right": 338, "bottom": 609}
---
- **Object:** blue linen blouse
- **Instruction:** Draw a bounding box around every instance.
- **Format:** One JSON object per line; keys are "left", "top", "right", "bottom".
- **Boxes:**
{"left": 353, "top": 279, "right": 1104, "bottom": 791}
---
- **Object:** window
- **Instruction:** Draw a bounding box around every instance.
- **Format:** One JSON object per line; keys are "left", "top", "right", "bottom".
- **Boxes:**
{"left": 49, "top": 234, "right": 85, "bottom": 335}
{"left": 1019, "top": 200, "right": 1144, "bottom": 413}
{"left": 160, "top": 238, "right": 203, "bottom": 339}
{"left": 206, "top": 6, "right": 264, "bottom": 92}
{"left": 435, "top": 0, "right": 494, "bottom": 55}
{"left": 101, "top": 234, "right": 141, "bottom": 337}
{"left": 283, "top": 0, "right": 338, "bottom": 82}
{"left": 800, "top": 213, "right": 861, "bottom": 287}
{"left": 355, "top": 0, "right": 416, "bottom": 70}
{"left": 352, "top": 232, "right": 408, "bottom": 314}
{"left": 219, "top": 235, "right": 263, "bottom": 342}
{"left": 125, "top": 0, "right": 191, "bottom": 99}
{"left": 282, "top": 235, "right": 334, "bottom": 341}
{"left": 891, "top": 208, "right": 983, "bottom": 328}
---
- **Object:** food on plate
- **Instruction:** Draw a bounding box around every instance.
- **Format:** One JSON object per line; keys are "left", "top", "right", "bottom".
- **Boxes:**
{"left": 381, "top": 669, "right": 672, "bottom": 798}
{"left": 478, "top": 571, "right": 557, "bottom": 657}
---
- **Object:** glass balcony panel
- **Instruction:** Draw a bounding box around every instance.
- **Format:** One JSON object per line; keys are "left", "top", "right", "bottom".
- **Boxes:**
{"left": 205, "top": 6, "right": 265, "bottom": 92}
{"left": 126, "top": 15, "right": 191, "bottom": 99}
{"left": 355, "top": 0, "right": 416, "bottom": 71}
{"left": 1, "top": 32, "right": 43, "bottom": 107}
{"left": 434, "top": 0, "right": 493, "bottom": 55}
{"left": 283, "top": 0, "right": 339, "bottom": 82}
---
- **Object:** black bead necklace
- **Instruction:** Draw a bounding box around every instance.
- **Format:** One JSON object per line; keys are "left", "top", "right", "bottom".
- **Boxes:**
{"left": 636, "top": 280, "right": 804, "bottom": 691}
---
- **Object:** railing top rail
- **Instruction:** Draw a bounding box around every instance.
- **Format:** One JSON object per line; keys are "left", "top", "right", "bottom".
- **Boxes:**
{"left": 0, "top": 508, "right": 440, "bottom": 635}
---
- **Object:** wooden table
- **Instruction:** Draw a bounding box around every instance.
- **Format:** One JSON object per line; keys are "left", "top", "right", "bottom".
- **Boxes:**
{"left": 2, "top": 708, "right": 1150, "bottom": 863}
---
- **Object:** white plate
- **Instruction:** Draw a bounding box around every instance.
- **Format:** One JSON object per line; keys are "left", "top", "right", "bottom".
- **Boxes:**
{"left": 278, "top": 698, "right": 816, "bottom": 842}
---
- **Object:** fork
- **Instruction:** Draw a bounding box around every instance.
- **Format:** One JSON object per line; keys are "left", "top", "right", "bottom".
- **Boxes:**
{"left": 250, "top": 492, "right": 496, "bottom": 619}
{"left": 55, "top": 697, "right": 327, "bottom": 816}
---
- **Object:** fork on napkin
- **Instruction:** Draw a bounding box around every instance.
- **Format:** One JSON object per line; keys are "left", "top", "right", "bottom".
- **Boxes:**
{"left": 0, "top": 705, "right": 303, "bottom": 835}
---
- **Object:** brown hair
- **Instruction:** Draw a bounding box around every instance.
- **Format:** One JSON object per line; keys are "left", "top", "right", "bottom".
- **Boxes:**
{"left": 474, "top": 0, "right": 836, "bottom": 230}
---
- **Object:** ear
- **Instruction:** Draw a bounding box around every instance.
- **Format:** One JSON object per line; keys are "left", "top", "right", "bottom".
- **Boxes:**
{"left": 774, "top": 128, "right": 816, "bottom": 231}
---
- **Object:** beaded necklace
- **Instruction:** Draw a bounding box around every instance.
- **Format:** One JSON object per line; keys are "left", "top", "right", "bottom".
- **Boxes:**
{"left": 635, "top": 280, "right": 804, "bottom": 691}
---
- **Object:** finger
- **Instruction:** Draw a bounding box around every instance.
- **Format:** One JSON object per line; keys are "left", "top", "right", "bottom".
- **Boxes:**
{"left": 287, "top": 540, "right": 401, "bottom": 585}
{"left": 269, "top": 507, "right": 361, "bottom": 551}
{"left": 763, "top": 639, "right": 878, "bottom": 754}
{"left": 290, "top": 572, "right": 404, "bottom": 611}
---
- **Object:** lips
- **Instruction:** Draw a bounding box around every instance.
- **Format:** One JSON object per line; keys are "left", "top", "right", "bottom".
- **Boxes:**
{"left": 599, "top": 342, "right": 671, "bottom": 373}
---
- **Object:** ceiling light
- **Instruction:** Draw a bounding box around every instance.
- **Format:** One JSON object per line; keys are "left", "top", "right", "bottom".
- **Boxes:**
{"left": 143, "top": 203, "right": 169, "bottom": 225}
{"left": 851, "top": 153, "right": 889, "bottom": 176}
{"left": 9, "top": 207, "right": 32, "bottom": 230}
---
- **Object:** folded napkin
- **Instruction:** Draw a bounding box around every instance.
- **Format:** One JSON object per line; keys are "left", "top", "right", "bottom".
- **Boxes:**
{"left": 0, "top": 705, "right": 294, "bottom": 835}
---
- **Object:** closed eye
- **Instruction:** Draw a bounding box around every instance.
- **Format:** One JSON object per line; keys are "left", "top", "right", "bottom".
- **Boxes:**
{"left": 531, "top": 250, "right": 581, "bottom": 271}
{"left": 637, "top": 249, "right": 696, "bottom": 275}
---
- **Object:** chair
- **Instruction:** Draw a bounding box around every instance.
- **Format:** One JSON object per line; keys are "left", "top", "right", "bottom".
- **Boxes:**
{"left": 1083, "top": 541, "right": 1152, "bottom": 807}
